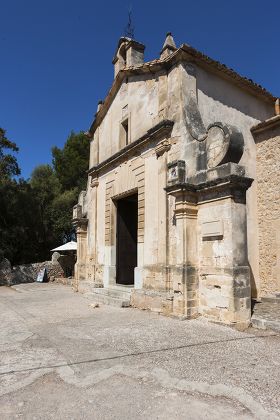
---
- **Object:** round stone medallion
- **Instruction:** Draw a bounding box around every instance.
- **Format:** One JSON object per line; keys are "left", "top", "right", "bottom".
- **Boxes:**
{"left": 206, "top": 124, "right": 230, "bottom": 169}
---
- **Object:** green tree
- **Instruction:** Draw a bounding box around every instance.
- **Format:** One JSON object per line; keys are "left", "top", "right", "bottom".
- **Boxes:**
{"left": 29, "top": 165, "right": 62, "bottom": 256}
{"left": 0, "top": 128, "right": 20, "bottom": 180}
{"left": 29, "top": 164, "right": 78, "bottom": 247}
{"left": 50, "top": 188, "right": 78, "bottom": 242}
{"left": 0, "top": 179, "right": 42, "bottom": 264}
{"left": 30, "top": 164, "right": 61, "bottom": 202}
{"left": 52, "top": 131, "right": 90, "bottom": 192}
{"left": 0, "top": 129, "right": 89, "bottom": 264}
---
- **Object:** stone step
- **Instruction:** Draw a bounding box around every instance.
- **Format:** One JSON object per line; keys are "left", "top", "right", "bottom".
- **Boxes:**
{"left": 92, "top": 287, "right": 132, "bottom": 300}
{"left": 251, "top": 316, "right": 280, "bottom": 332}
{"left": 109, "top": 284, "right": 133, "bottom": 292}
{"left": 251, "top": 300, "right": 280, "bottom": 332}
{"left": 84, "top": 292, "right": 130, "bottom": 308}
{"left": 261, "top": 294, "right": 280, "bottom": 304}
{"left": 78, "top": 281, "right": 132, "bottom": 294}
{"left": 84, "top": 286, "right": 132, "bottom": 308}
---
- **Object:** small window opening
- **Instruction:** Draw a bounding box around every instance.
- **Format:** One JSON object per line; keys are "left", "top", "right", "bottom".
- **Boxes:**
{"left": 119, "top": 115, "right": 129, "bottom": 149}
{"left": 122, "top": 119, "right": 129, "bottom": 145}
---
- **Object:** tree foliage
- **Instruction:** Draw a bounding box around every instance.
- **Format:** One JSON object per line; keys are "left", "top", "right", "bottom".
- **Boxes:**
{"left": 52, "top": 131, "right": 90, "bottom": 191}
{"left": 50, "top": 188, "right": 78, "bottom": 243}
{"left": 0, "top": 128, "right": 20, "bottom": 180}
{"left": 0, "top": 129, "right": 90, "bottom": 264}
{"left": 0, "top": 179, "right": 42, "bottom": 263}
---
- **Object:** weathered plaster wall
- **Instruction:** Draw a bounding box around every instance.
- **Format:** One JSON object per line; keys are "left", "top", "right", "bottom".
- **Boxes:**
{"left": 87, "top": 137, "right": 171, "bottom": 290}
{"left": 143, "top": 153, "right": 159, "bottom": 266}
{"left": 75, "top": 50, "right": 275, "bottom": 326}
{"left": 195, "top": 66, "right": 274, "bottom": 297}
{"left": 91, "top": 73, "right": 160, "bottom": 166}
{"left": 85, "top": 64, "right": 180, "bottom": 289}
{"left": 96, "top": 176, "right": 106, "bottom": 264}
{"left": 255, "top": 125, "right": 280, "bottom": 295}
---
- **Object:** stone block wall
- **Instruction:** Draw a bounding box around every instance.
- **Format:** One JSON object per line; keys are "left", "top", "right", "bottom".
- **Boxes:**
{"left": 255, "top": 124, "right": 280, "bottom": 296}
{"left": 197, "top": 194, "right": 251, "bottom": 326}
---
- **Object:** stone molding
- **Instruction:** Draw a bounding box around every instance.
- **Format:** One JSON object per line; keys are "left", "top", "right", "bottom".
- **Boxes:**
{"left": 174, "top": 201, "right": 198, "bottom": 219}
{"left": 166, "top": 163, "right": 253, "bottom": 204}
{"left": 73, "top": 217, "right": 88, "bottom": 231}
{"left": 104, "top": 159, "right": 145, "bottom": 245}
{"left": 90, "top": 177, "right": 99, "bottom": 188}
{"left": 155, "top": 138, "right": 171, "bottom": 157}
{"left": 88, "top": 119, "right": 174, "bottom": 176}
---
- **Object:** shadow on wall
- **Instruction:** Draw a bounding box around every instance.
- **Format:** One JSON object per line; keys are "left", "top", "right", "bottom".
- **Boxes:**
{"left": 55, "top": 252, "right": 76, "bottom": 278}
{"left": 249, "top": 263, "right": 258, "bottom": 299}
{"left": 196, "top": 67, "right": 273, "bottom": 122}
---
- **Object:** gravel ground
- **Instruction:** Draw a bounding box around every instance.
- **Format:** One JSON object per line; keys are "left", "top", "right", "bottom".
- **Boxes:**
{"left": 0, "top": 282, "right": 279, "bottom": 419}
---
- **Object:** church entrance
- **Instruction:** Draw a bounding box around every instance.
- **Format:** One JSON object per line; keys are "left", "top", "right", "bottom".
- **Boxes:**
{"left": 116, "top": 193, "right": 138, "bottom": 285}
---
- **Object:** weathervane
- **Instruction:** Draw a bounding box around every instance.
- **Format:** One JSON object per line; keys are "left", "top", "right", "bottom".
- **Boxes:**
{"left": 124, "top": 5, "right": 135, "bottom": 39}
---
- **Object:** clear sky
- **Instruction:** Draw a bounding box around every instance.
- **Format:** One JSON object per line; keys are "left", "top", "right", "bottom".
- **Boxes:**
{"left": 1, "top": 0, "right": 279, "bottom": 179}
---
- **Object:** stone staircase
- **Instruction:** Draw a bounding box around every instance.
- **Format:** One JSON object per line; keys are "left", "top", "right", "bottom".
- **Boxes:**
{"left": 251, "top": 294, "right": 280, "bottom": 332}
{"left": 83, "top": 284, "right": 133, "bottom": 308}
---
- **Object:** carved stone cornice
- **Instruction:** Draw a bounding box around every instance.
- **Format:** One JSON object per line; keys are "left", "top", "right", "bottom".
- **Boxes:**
{"left": 155, "top": 139, "right": 171, "bottom": 158}
{"left": 174, "top": 201, "right": 198, "bottom": 219}
{"left": 88, "top": 119, "right": 174, "bottom": 177}
{"left": 166, "top": 163, "right": 253, "bottom": 205}
{"left": 196, "top": 175, "right": 253, "bottom": 204}
{"left": 166, "top": 175, "right": 253, "bottom": 205}
{"left": 90, "top": 177, "right": 99, "bottom": 188}
{"left": 72, "top": 217, "right": 88, "bottom": 231}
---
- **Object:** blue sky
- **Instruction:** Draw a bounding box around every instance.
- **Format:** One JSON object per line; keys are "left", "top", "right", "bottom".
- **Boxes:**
{"left": 1, "top": 0, "right": 279, "bottom": 179}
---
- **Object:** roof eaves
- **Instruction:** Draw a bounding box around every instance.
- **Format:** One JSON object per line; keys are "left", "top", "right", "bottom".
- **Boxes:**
{"left": 251, "top": 115, "right": 280, "bottom": 134}
{"left": 89, "top": 51, "right": 180, "bottom": 135}
{"left": 180, "top": 44, "right": 276, "bottom": 103}
{"left": 89, "top": 44, "right": 276, "bottom": 136}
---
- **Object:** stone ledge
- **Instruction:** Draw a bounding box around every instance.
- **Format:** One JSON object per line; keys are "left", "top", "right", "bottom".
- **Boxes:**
{"left": 252, "top": 316, "right": 280, "bottom": 332}
{"left": 165, "top": 162, "right": 253, "bottom": 204}
{"left": 88, "top": 119, "right": 174, "bottom": 176}
{"left": 261, "top": 295, "right": 280, "bottom": 304}
{"left": 252, "top": 300, "right": 280, "bottom": 332}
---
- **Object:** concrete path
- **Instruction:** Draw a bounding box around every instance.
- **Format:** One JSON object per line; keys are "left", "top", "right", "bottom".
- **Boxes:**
{"left": 0, "top": 283, "right": 280, "bottom": 419}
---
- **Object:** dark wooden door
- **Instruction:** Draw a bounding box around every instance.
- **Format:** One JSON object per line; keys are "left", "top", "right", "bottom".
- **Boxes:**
{"left": 116, "top": 194, "right": 138, "bottom": 285}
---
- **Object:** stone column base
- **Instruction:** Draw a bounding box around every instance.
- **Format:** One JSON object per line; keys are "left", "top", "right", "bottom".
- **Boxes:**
{"left": 103, "top": 265, "right": 116, "bottom": 288}
{"left": 200, "top": 266, "right": 251, "bottom": 328}
{"left": 169, "top": 265, "right": 199, "bottom": 319}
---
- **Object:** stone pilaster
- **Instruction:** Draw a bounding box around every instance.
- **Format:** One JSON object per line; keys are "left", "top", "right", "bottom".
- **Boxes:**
{"left": 166, "top": 162, "right": 253, "bottom": 327}
{"left": 87, "top": 177, "right": 103, "bottom": 287}
{"left": 167, "top": 187, "right": 199, "bottom": 318}
{"left": 194, "top": 164, "right": 253, "bottom": 328}
{"left": 73, "top": 203, "right": 88, "bottom": 291}
{"left": 73, "top": 221, "right": 88, "bottom": 291}
{"left": 154, "top": 139, "right": 171, "bottom": 290}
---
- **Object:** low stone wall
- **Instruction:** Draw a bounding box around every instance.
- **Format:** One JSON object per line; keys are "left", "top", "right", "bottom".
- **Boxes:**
{"left": 0, "top": 257, "right": 64, "bottom": 286}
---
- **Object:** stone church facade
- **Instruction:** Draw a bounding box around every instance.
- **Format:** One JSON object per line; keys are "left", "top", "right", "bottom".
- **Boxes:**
{"left": 73, "top": 34, "right": 279, "bottom": 328}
